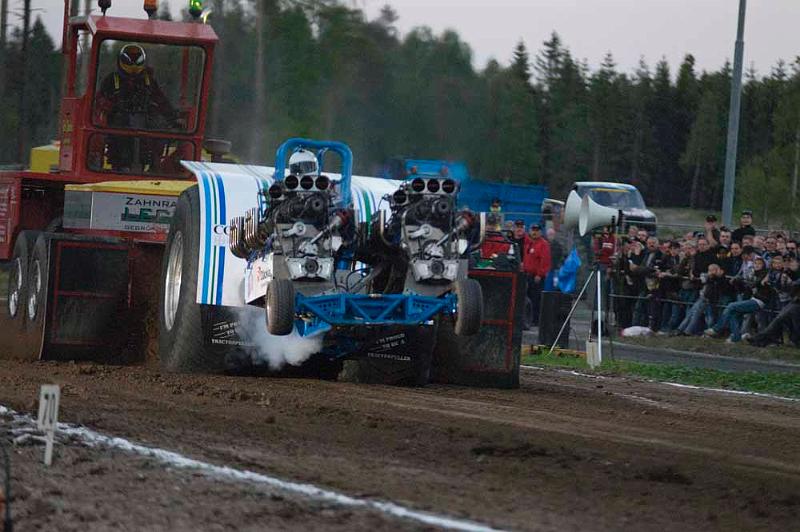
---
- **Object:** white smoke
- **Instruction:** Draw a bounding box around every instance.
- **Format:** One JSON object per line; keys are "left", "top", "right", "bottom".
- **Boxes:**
{"left": 231, "top": 307, "right": 324, "bottom": 370}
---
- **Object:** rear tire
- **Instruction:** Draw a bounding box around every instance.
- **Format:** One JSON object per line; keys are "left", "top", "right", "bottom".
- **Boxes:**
{"left": 266, "top": 279, "right": 295, "bottom": 336}
{"left": 453, "top": 278, "right": 483, "bottom": 336}
{"left": 158, "top": 185, "right": 226, "bottom": 373}
{"left": 15, "top": 233, "right": 52, "bottom": 360}
{"left": 26, "top": 235, "right": 50, "bottom": 329}
{"left": 6, "top": 231, "right": 38, "bottom": 326}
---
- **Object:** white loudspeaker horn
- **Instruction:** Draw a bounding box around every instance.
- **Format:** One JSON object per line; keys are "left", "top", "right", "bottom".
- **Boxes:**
{"left": 563, "top": 190, "right": 582, "bottom": 229}
{"left": 578, "top": 195, "right": 620, "bottom": 236}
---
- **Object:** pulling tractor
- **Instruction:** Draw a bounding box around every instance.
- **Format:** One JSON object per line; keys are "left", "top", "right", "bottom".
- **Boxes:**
{"left": 212, "top": 138, "right": 483, "bottom": 383}
{"left": 1, "top": 0, "right": 525, "bottom": 387}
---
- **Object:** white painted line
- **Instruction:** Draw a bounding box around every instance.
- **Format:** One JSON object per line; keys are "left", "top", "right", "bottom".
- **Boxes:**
{"left": 657, "top": 381, "right": 800, "bottom": 402}
{"left": 521, "top": 365, "right": 606, "bottom": 379}
{"left": 520, "top": 365, "right": 799, "bottom": 402}
{"left": 0, "top": 405, "right": 503, "bottom": 532}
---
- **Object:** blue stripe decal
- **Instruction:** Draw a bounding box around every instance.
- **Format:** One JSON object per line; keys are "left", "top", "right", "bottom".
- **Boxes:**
{"left": 209, "top": 171, "right": 219, "bottom": 302}
{"left": 215, "top": 173, "right": 227, "bottom": 306}
{"left": 200, "top": 172, "right": 213, "bottom": 304}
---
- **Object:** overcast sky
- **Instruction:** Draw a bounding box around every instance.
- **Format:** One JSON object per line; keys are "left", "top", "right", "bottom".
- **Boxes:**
{"left": 29, "top": 0, "right": 800, "bottom": 76}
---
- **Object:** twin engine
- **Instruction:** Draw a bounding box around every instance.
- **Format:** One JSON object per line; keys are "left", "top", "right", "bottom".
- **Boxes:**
{"left": 228, "top": 173, "right": 349, "bottom": 283}
{"left": 379, "top": 177, "right": 475, "bottom": 285}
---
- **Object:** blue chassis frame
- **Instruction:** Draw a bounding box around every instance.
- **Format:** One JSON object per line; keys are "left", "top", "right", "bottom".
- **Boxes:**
{"left": 294, "top": 292, "right": 457, "bottom": 337}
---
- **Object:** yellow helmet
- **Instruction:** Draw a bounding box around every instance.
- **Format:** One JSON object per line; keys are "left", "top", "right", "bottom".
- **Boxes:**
{"left": 118, "top": 44, "right": 146, "bottom": 76}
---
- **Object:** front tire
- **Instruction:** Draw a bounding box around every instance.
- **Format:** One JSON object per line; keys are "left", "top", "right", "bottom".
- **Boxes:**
{"left": 453, "top": 278, "right": 483, "bottom": 336}
{"left": 158, "top": 185, "right": 225, "bottom": 373}
{"left": 266, "top": 279, "right": 295, "bottom": 336}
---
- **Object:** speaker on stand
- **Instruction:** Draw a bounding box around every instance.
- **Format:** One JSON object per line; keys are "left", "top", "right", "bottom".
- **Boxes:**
{"left": 578, "top": 194, "right": 623, "bottom": 364}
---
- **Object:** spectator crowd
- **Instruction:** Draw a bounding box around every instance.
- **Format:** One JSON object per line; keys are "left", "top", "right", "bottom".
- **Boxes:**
{"left": 605, "top": 210, "right": 800, "bottom": 347}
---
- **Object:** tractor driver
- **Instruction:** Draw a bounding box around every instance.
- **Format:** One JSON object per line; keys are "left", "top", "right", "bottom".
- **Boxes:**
{"left": 289, "top": 149, "right": 319, "bottom": 178}
{"left": 93, "top": 44, "right": 179, "bottom": 171}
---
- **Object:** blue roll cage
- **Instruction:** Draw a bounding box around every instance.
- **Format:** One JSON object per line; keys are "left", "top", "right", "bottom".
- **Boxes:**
{"left": 273, "top": 138, "right": 354, "bottom": 208}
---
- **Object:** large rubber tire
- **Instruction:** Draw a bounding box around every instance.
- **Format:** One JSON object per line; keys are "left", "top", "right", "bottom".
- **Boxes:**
{"left": 158, "top": 185, "right": 225, "bottom": 373}
{"left": 6, "top": 231, "right": 38, "bottom": 326}
{"left": 453, "top": 278, "right": 483, "bottom": 336}
{"left": 26, "top": 235, "right": 50, "bottom": 326}
{"left": 20, "top": 234, "right": 52, "bottom": 361}
{"left": 265, "top": 279, "right": 295, "bottom": 336}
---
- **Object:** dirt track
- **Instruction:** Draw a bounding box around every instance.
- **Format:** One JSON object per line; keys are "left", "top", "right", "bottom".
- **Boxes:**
{"left": 1, "top": 359, "right": 799, "bottom": 531}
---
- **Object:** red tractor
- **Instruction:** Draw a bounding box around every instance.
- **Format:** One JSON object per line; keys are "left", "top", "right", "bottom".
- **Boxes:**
{"left": 0, "top": 0, "right": 225, "bottom": 361}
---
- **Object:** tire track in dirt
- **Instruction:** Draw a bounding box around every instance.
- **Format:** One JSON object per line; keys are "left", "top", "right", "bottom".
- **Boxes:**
{"left": 331, "top": 382, "right": 800, "bottom": 479}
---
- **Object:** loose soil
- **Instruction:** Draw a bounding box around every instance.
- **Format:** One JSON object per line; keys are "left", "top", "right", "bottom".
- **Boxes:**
{"left": 0, "top": 360, "right": 799, "bottom": 531}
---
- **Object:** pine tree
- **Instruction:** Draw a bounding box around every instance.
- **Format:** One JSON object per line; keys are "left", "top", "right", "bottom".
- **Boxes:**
{"left": 511, "top": 40, "right": 531, "bottom": 85}
{"left": 377, "top": 4, "right": 398, "bottom": 36}
{"left": 534, "top": 32, "right": 563, "bottom": 91}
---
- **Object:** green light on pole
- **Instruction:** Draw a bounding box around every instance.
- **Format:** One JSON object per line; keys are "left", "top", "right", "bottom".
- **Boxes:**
{"left": 188, "top": 0, "right": 202, "bottom": 19}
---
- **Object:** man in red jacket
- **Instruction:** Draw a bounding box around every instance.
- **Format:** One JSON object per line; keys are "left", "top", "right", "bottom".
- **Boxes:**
{"left": 527, "top": 223, "right": 551, "bottom": 325}
{"left": 592, "top": 226, "right": 616, "bottom": 267}
{"left": 510, "top": 220, "right": 535, "bottom": 269}
{"left": 480, "top": 214, "right": 513, "bottom": 259}
{"left": 510, "top": 220, "right": 536, "bottom": 326}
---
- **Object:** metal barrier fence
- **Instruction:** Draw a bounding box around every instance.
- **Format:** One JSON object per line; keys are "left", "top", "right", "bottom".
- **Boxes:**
{"left": 603, "top": 274, "right": 791, "bottom": 328}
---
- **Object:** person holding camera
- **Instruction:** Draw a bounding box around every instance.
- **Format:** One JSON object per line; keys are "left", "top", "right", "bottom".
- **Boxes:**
{"left": 769, "top": 255, "right": 794, "bottom": 309}
{"left": 655, "top": 241, "right": 683, "bottom": 334}
{"left": 664, "top": 240, "right": 697, "bottom": 332}
{"left": 612, "top": 238, "right": 639, "bottom": 329}
{"left": 748, "top": 280, "right": 800, "bottom": 347}
{"left": 706, "top": 256, "right": 772, "bottom": 342}
{"left": 676, "top": 263, "right": 729, "bottom": 336}
{"left": 629, "top": 236, "right": 662, "bottom": 328}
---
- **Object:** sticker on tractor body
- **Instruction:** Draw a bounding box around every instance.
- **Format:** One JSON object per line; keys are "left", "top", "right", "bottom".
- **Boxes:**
{"left": 63, "top": 191, "right": 177, "bottom": 232}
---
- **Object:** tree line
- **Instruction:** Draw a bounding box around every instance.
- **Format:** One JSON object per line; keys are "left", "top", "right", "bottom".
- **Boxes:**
{"left": 1, "top": 0, "right": 798, "bottom": 225}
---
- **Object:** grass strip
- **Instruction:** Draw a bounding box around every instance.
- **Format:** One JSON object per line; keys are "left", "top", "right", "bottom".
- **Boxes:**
{"left": 522, "top": 349, "right": 800, "bottom": 399}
